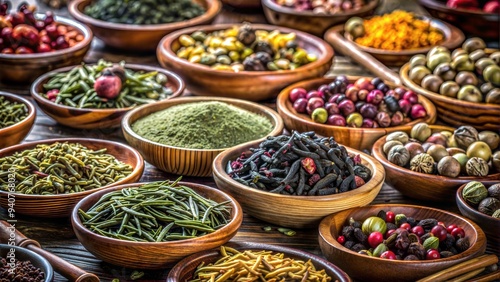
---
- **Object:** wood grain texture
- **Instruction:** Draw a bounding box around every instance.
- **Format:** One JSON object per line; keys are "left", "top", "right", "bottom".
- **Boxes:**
{"left": 0, "top": 92, "right": 36, "bottom": 149}
{"left": 318, "top": 204, "right": 487, "bottom": 282}
{"left": 221, "top": 0, "right": 261, "bottom": 8}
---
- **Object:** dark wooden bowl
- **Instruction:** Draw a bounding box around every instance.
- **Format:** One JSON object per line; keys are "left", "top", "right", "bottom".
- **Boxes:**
{"left": 68, "top": 0, "right": 221, "bottom": 52}
{"left": 157, "top": 24, "right": 334, "bottom": 101}
{"left": 319, "top": 204, "right": 487, "bottom": 282}
{"left": 0, "top": 138, "right": 144, "bottom": 218}
{"left": 0, "top": 244, "right": 53, "bottom": 282}
{"left": 0, "top": 92, "right": 36, "bottom": 149}
{"left": 71, "top": 181, "right": 243, "bottom": 269}
{"left": 221, "top": 0, "right": 261, "bottom": 8}
{"left": 276, "top": 77, "right": 437, "bottom": 151}
{"left": 262, "top": 0, "right": 379, "bottom": 37}
{"left": 167, "top": 242, "right": 352, "bottom": 281}
{"left": 30, "top": 64, "right": 184, "bottom": 129}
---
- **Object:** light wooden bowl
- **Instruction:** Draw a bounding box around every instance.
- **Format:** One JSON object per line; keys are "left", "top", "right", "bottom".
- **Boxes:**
{"left": 0, "top": 92, "right": 36, "bottom": 149}
{"left": 276, "top": 77, "right": 437, "bottom": 151}
{"left": 372, "top": 125, "right": 500, "bottom": 202}
{"left": 212, "top": 139, "right": 385, "bottom": 229}
{"left": 71, "top": 181, "right": 243, "bottom": 269}
{"left": 262, "top": 0, "right": 379, "bottom": 37}
{"left": 122, "top": 96, "right": 284, "bottom": 177}
{"left": 157, "top": 23, "right": 334, "bottom": 101}
{"left": 167, "top": 242, "right": 352, "bottom": 281}
{"left": 0, "top": 244, "right": 53, "bottom": 282}
{"left": 68, "top": 0, "right": 221, "bottom": 52}
{"left": 0, "top": 138, "right": 144, "bottom": 218}
{"left": 318, "top": 204, "right": 486, "bottom": 282}
{"left": 30, "top": 64, "right": 184, "bottom": 129}
{"left": 221, "top": 0, "right": 261, "bottom": 8}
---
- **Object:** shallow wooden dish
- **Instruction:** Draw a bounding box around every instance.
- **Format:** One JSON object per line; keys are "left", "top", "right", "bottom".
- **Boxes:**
{"left": 30, "top": 64, "right": 184, "bottom": 129}
{"left": 122, "top": 96, "right": 284, "bottom": 177}
{"left": 262, "top": 0, "right": 379, "bottom": 37}
{"left": 157, "top": 23, "right": 334, "bottom": 101}
{"left": 318, "top": 204, "right": 486, "bottom": 282}
{"left": 71, "top": 181, "right": 243, "bottom": 269}
{"left": 68, "top": 0, "right": 221, "bottom": 52}
{"left": 372, "top": 125, "right": 500, "bottom": 202}
{"left": 212, "top": 139, "right": 385, "bottom": 229}
{"left": 276, "top": 77, "right": 437, "bottom": 151}
{"left": 167, "top": 242, "right": 352, "bottom": 281}
{"left": 0, "top": 138, "right": 144, "bottom": 218}
{"left": 0, "top": 244, "right": 54, "bottom": 282}
{"left": 0, "top": 92, "right": 36, "bottom": 149}
{"left": 221, "top": 0, "right": 261, "bottom": 8}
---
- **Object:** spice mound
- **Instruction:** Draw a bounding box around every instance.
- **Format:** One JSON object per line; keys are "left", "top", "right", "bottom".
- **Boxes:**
{"left": 0, "top": 142, "right": 133, "bottom": 195}
{"left": 78, "top": 180, "right": 232, "bottom": 242}
{"left": 0, "top": 96, "right": 28, "bottom": 129}
{"left": 0, "top": 257, "right": 45, "bottom": 282}
{"left": 131, "top": 101, "right": 274, "bottom": 150}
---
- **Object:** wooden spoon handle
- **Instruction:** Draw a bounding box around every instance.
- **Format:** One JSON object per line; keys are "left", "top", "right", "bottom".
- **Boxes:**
{"left": 0, "top": 220, "right": 41, "bottom": 248}
{"left": 446, "top": 267, "right": 485, "bottom": 282}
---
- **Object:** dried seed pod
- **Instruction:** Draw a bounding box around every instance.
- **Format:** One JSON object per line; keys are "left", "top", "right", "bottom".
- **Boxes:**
{"left": 454, "top": 126, "right": 479, "bottom": 149}
{"left": 344, "top": 240, "right": 355, "bottom": 250}
{"left": 487, "top": 183, "right": 500, "bottom": 200}
{"left": 407, "top": 242, "right": 426, "bottom": 259}
{"left": 354, "top": 227, "right": 367, "bottom": 243}
{"left": 351, "top": 243, "right": 366, "bottom": 252}
{"left": 462, "top": 181, "right": 488, "bottom": 205}
{"left": 466, "top": 157, "right": 489, "bottom": 176}
{"left": 388, "top": 145, "right": 411, "bottom": 167}
{"left": 410, "top": 153, "right": 435, "bottom": 174}
{"left": 404, "top": 254, "right": 420, "bottom": 260}
{"left": 440, "top": 233, "right": 456, "bottom": 250}
{"left": 417, "top": 218, "right": 438, "bottom": 232}
{"left": 478, "top": 197, "right": 500, "bottom": 216}
{"left": 237, "top": 23, "right": 256, "bottom": 46}
{"left": 440, "top": 251, "right": 455, "bottom": 258}
{"left": 455, "top": 237, "right": 470, "bottom": 253}
{"left": 342, "top": 225, "right": 356, "bottom": 241}
{"left": 395, "top": 229, "right": 410, "bottom": 250}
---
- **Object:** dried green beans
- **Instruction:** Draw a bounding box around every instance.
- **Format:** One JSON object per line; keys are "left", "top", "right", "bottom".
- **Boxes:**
{"left": 0, "top": 96, "right": 28, "bottom": 129}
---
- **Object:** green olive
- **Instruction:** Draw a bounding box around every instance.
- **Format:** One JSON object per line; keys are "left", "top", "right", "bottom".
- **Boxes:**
{"left": 486, "top": 88, "right": 500, "bottom": 104}
{"left": 361, "top": 216, "right": 387, "bottom": 235}
{"left": 489, "top": 51, "right": 500, "bottom": 65}
{"left": 439, "top": 81, "right": 460, "bottom": 98}
{"left": 467, "top": 141, "right": 492, "bottom": 161}
{"left": 410, "top": 54, "right": 427, "bottom": 69}
{"left": 469, "top": 49, "right": 487, "bottom": 63}
{"left": 427, "top": 46, "right": 450, "bottom": 60}
{"left": 462, "top": 37, "right": 486, "bottom": 53}
{"left": 346, "top": 112, "right": 363, "bottom": 127}
{"left": 409, "top": 65, "right": 431, "bottom": 85}
{"left": 311, "top": 108, "right": 328, "bottom": 124}
{"left": 451, "top": 54, "right": 475, "bottom": 72}
{"left": 421, "top": 74, "right": 443, "bottom": 93}
{"left": 453, "top": 152, "right": 469, "bottom": 174}
{"left": 427, "top": 144, "right": 449, "bottom": 162}
{"left": 433, "top": 62, "right": 456, "bottom": 81}
{"left": 216, "top": 55, "right": 232, "bottom": 65}
{"left": 345, "top": 17, "right": 365, "bottom": 39}
{"left": 478, "top": 130, "right": 500, "bottom": 150}
{"left": 457, "top": 85, "right": 482, "bottom": 102}
{"left": 427, "top": 52, "right": 451, "bottom": 71}
{"left": 475, "top": 58, "right": 496, "bottom": 76}
{"left": 492, "top": 151, "right": 500, "bottom": 172}
{"left": 451, "top": 48, "right": 468, "bottom": 60}
{"left": 455, "top": 71, "right": 478, "bottom": 87}
{"left": 480, "top": 82, "right": 495, "bottom": 95}
{"left": 483, "top": 64, "right": 500, "bottom": 86}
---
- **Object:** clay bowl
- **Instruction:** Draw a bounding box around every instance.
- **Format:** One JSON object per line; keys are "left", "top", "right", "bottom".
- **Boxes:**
{"left": 68, "top": 0, "right": 221, "bottom": 52}
{"left": 276, "top": 77, "right": 437, "bottom": 151}
{"left": 0, "top": 92, "right": 36, "bottom": 149}
{"left": 30, "top": 64, "right": 184, "bottom": 129}
{"left": 0, "top": 138, "right": 144, "bottom": 218}
{"left": 456, "top": 183, "right": 500, "bottom": 254}
{"left": 157, "top": 23, "right": 334, "bottom": 101}
{"left": 0, "top": 244, "right": 53, "bottom": 282}
{"left": 122, "top": 96, "right": 284, "bottom": 177}
{"left": 372, "top": 125, "right": 500, "bottom": 202}
{"left": 71, "top": 181, "right": 243, "bottom": 269}
{"left": 221, "top": 0, "right": 261, "bottom": 8}
{"left": 318, "top": 204, "right": 486, "bottom": 282}
{"left": 212, "top": 139, "right": 385, "bottom": 229}
{"left": 262, "top": 0, "right": 379, "bottom": 37}
{"left": 0, "top": 15, "right": 92, "bottom": 84}
{"left": 167, "top": 242, "right": 352, "bottom": 281}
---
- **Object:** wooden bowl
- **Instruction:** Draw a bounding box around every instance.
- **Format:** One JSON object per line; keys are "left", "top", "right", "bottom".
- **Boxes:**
{"left": 372, "top": 125, "right": 500, "bottom": 202}
{"left": 262, "top": 0, "right": 379, "bottom": 37}
{"left": 318, "top": 204, "right": 487, "bottom": 282}
{"left": 0, "top": 138, "right": 144, "bottom": 218}
{"left": 68, "top": 0, "right": 221, "bottom": 52}
{"left": 0, "top": 244, "right": 54, "bottom": 282}
{"left": 221, "top": 0, "right": 261, "bottom": 8}
{"left": 71, "top": 181, "right": 243, "bottom": 269}
{"left": 0, "top": 15, "right": 92, "bottom": 84}
{"left": 30, "top": 64, "right": 185, "bottom": 129}
{"left": 122, "top": 96, "right": 284, "bottom": 177}
{"left": 276, "top": 77, "right": 437, "bottom": 151}
{"left": 167, "top": 242, "right": 352, "bottom": 281}
{"left": 456, "top": 183, "right": 500, "bottom": 254}
{"left": 157, "top": 24, "right": 334, "bottom": 101}
{"left": 212, "top": 140, "right": 385, "bottom": 229}
{"left": 0, "top": 92, "right": 36, "bottom": 149}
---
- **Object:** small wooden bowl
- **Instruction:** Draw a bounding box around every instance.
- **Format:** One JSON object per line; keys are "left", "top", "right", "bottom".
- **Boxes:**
{"left": 212, "top": 140, "right": 385, "bottom": 229}
{"left": 0, "top": 138, "right": 144, "bottom": 218}
{"left": 167, "top": 242, "right": 352, "bottom": 281}
{"left": 0, "top": 244, "right": 54, "bottom": 282}
{"left": 30, "top": 64, "right": 184, "bottom": 129}
{"left": 276, "top": 77, "right": 437, "bottom": 151}
{"left": 456, "top": 183, "right": 500, "bottom": 254}
{"left": 318, "top": 204, "right": 486, "bottom": 282}
{"left": 372, "top": 125, "right": 500, "bottom": 202}
{"left": 71, "top": 181, "right": 243, "bottom": 269}
{"left": 0, "top": 92, "right": 36, "bottom": 149}
{"left": 157, "top": 23, "right": 334, "bottom": 101}
{"left": 221, "top": 0, "right": 261, "bottom": 8}
{"left": 122, "top": 96, "right": 284, "bottom": 177}
{"left": 68, "top": 0, "right": 221, "bottom": 52}
{"left": 262, "top": 0, "right": 379, "bottom": 37}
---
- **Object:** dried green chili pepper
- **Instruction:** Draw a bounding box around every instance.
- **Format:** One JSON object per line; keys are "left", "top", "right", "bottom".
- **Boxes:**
{"left": 0, "top": 96, "right": 28, "bottom": 129}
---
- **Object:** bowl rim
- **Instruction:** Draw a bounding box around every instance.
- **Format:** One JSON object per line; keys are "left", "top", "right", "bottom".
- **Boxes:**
{"left": 456, "top": 183, "right": 500, "bottom": 221}
{"left": 0, "top": 92, "right": 36, "bottom": 134}
{"left": 262, "top": 0, "right": 379, "bottom": 18}
{"left": 0, "top": 244, "right": 54, "bottom": 282}
{"left": 121, "top": 96, "right": 285, "bottom": 152}
{"left": 418, "top": 0, "right": 500, "bottom": 17}
{"left": 157, "top": 23, "right": 334, "bottom": 77}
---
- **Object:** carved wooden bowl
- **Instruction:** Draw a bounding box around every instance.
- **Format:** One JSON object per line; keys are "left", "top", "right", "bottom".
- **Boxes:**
{"left": 0, "top": 92, "right": 36, "bottom": 149}
{"left": 221, "top": 0, "right": 261, "bottom": 8}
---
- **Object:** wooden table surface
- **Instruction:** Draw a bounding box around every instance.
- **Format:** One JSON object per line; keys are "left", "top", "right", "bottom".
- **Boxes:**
{"left": 0, "top": 1, "right": 498, "bottom": 281}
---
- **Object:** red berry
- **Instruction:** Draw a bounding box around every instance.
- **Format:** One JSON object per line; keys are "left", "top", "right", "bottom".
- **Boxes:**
{"left": 385, "top": 229, "right": 397, "bottom": 238}
{"left": 368, "top": 231, "right": 384, "bottom": 248}
{"left": 431, "top": 225, "right": 448, "bottom": 241}
{"left": 386, "top": 211, "right": 395, "bottom": 223}
{"left": 437, "top": 221, "right": 446, "bottom": 228}
{"left": 426, "top": 249, "right": 441, "bottom": 260}
{"left": 380, "top": 251, "right": 397, "bottom": 260}
{"left": 337, "top": 235, "right": 346, "bottom": 245}
{"left": 411, "top": 226, "right": 425, "bottom": 237}
{"left": 451, "top": 227, "right": 465, "bottom": 239}
{"left": 400, "top": 223, "right": 411, "bottom": 231}
{"left": 446, "top": 224, "right": 458, "bottom": 234}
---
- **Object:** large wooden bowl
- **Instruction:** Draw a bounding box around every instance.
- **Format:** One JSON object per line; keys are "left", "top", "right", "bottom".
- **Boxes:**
{"left": 167, "top": 242, "right": 352, "bottom": 281}
{"left": 372, "top": 125, "right": 500, "bottom": 202}
{"left": 157, "top": 24, "right": 334, "bottom": 101}
{"left": 0, "top": 92, "right": 36, "bottom": 149}
{"left": 122, "top": 96, "right": 284, "bottom": 177}
{"left": 318, "top": 204, "right": 486, "bottom": 282}
{"left": 0, "top": 138, "right": 144, "bottom": 218}
{"left": 212, "top": 139, "right": 385, "bottom": 229}
{"left": 276, "top": 77, "right": 437, "bottom": 151}
{"left": 71, "top": 181, "right": 243, "bottom": 269}
{"left": 30, "top": 64, "right": 184, "bottom": 129}
{"left": 68, "top": 0, "right": 221, "bottom": 52}
{"left": 0, "top": 244, "right": 53, "bottom": 282}
{"left": 221, "top": 0, "right": 261, "bottom": 8}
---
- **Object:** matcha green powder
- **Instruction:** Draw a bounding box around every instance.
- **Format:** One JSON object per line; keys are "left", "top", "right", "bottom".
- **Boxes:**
{"left": 132, "top": 101, "right": 274, "bottom": 149}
